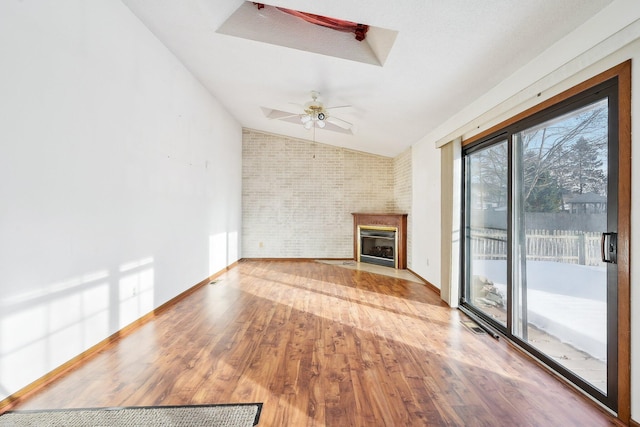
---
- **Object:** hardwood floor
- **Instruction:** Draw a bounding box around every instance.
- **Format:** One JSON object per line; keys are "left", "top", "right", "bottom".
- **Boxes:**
{"left": 5, "top": 260, "right": 621, "bottom": 426}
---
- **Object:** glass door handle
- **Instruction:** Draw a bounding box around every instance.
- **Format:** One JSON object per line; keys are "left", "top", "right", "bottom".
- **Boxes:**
{"left": 601, "top": 232, "right": 618, "bottom": 264}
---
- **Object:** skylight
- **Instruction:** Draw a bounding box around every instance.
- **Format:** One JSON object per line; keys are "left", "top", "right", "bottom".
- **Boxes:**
{"left": 216, "top": 2, "right": 397, "bottom": 66}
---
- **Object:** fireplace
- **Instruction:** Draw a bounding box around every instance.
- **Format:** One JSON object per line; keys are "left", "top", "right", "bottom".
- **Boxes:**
{"left": 352, "top": 213, "right": 407, "bottom": 269}
{"left": 359, "top": 227, "right": 397, "bottom": 268}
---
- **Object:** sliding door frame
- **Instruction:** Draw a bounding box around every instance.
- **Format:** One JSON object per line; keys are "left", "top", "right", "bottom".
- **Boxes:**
{"left": 460, "top": 61, "right": 631, "bottom": 422}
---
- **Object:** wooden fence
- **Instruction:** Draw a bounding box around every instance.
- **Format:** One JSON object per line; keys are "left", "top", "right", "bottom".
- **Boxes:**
{"left": 470, "top": 228, "right": 602, "bottom": 266}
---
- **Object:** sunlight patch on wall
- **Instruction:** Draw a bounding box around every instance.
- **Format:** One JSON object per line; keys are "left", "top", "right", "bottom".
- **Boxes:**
{"left": 228, "top": 231, "right": 239, "bottom": 264}
{"left": 118, "top": 257, "right": 154, "bottom": 329}
{"left": 0, "top": 270, "right": 110, "bottom": 398}
{"left": 209, "top": 233, "right": 228, "bottom": 276}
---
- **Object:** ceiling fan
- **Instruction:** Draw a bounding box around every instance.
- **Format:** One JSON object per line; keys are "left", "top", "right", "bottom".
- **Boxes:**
{"left": 263, "top": 91, "right": 355, "bottom": 134}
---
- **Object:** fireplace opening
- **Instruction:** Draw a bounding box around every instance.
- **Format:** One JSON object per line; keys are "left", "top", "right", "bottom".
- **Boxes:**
{"left": 358, "top": 226, "right": 397, "bottom": 268}
{"left": 352, "top": 213, "right": 407, "bottom": 269}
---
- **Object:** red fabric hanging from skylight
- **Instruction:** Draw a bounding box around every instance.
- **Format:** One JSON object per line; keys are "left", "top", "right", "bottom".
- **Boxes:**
{"left": 253, "top": 3, "right": 369, "bottom": 41}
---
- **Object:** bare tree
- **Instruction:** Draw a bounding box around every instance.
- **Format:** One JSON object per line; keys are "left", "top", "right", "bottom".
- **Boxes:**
{"left": 475, "top": 143, "right": 508, "bottom": 209}
{"left": 470, "top": 100, "right": 608, "bottom": 213}
{"left": 519, "top": 104, "right": 607, "bottom": 210}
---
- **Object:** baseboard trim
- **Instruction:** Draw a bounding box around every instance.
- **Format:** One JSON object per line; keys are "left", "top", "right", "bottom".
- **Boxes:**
{"left": 407, "top": 268, "right": 441, "bottom": 296}
{"left": 241, "top": 257, "right": 351, "bottom": 262}
{"left": 0, "top": 261, "right": 238, "bottom": 414}
{"left": 630, "top": 418, "right": 640, "bottom": 427}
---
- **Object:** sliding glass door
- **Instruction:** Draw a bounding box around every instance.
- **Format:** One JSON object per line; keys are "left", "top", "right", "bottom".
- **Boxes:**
{"left": 462, "top": 79, "right": 619, "bottom": 409}
{"left": 464, "top": 139, "right": 508, "bottom": 327}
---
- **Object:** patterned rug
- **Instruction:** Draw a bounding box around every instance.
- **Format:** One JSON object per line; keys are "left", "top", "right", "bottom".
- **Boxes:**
{"left": 0, "top": 403, "right": 262, "bottom": 427}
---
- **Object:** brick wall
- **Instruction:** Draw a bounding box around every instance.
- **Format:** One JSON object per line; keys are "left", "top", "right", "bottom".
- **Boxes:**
{"left": 242, "top": 129, "right": 411, "bottom": 259}
{"left": 393, "top": 147, "right": 413, "bottom": 267}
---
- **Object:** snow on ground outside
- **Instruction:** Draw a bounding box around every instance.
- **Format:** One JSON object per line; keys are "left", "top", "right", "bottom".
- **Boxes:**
{"left": 473, "top": 260, "right": 607, "bottom": 361}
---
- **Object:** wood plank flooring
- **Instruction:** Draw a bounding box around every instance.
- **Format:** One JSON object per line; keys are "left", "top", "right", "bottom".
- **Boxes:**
{"left": 5, "top": 260, "right": 621, "bottom": 426}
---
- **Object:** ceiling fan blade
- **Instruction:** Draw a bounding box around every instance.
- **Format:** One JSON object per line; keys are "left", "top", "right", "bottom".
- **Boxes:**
{"left": 327, "top": 116, "right": 353, "bottom": 129}
{"left": 325, "top": 105, "right": 352, "bottom": 110}
{"left": 262, "top": 107, "right": 300, "bottom": 120}
{"left": 322, "top": 121, "right": 356, "bottom": 135}
{"left": 272, "top": 113, "right": 300, "bottom": 120}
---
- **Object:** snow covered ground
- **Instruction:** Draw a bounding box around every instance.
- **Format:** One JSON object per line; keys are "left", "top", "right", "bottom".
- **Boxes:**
{"left": 473, "top": 260, "right": 607, "bottom": 361}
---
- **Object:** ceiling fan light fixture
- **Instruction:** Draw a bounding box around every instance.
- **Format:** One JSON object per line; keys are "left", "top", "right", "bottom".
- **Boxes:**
{"left": 267, "top": 91, "right": 353, "bottom": 134}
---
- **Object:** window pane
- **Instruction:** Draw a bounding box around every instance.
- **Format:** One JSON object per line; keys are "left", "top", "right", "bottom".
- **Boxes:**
{"left": 512, "top": 98, "right": 608, "bottom": 392}
{"left": 465, "top": 141, "right": 508, "bottom": 326}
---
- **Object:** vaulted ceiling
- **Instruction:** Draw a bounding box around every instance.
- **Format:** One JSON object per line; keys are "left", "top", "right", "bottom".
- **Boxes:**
{"left": 121, "top": 0, "right": 614, "bottom": 157}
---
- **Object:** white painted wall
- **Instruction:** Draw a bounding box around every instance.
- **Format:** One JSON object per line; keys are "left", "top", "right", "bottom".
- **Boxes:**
{"left": 412, "top": 0, "right": 640, "bottom": 419}
{"left": 410, "top": 141, "right": 441, "bottom": 286}
{"left": 0, "top": 0, "right": 242, "bottom": 401}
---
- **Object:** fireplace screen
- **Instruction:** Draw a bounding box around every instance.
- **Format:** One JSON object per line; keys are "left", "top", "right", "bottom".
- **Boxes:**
{"left": 358, "top": 226, "right": 397, "bottom": 268}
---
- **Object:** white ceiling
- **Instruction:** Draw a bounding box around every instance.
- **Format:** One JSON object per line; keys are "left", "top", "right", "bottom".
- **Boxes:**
{"left": 121, "top": 0, "right": 614, "bottom": 157}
